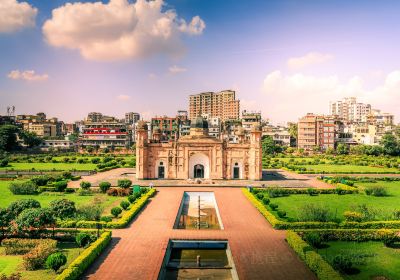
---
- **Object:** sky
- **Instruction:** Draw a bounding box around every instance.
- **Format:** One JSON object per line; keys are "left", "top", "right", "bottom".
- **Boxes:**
{"left": 0, "top": 0, "right": 399, "bottom": 124}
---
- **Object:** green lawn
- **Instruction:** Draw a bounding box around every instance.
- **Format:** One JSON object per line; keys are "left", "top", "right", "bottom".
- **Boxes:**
{"left": 0, "top": 181, "right": 123, "bottom": 215}
{"left": 265, "top": 181, "right": 400, "bottom": 221}
{"left": 0, "top": 242, "right": 83, "bottom": 279}
{"left": 320, "top": 241, "right": 400, "bottom": 280}
{"left": 295, "top": 164, "right": 399, "bottom": 173}
{"left": 0, "top": 162, "right": 97, "bottom": 171}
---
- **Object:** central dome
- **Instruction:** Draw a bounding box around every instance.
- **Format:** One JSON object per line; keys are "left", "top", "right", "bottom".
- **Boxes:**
{"left": 191, "top": 116, "right": 208, "bottom": 129}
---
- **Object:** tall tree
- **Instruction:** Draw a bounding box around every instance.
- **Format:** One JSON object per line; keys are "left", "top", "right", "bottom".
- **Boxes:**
{"left": 380, "top": 133, "right": 400, "bottom": 156}
{"left": 19, "top": 131, "right": 43, "bottom": 148}
{"left": 0, "top": 125, "right": 19, "bottom": 151}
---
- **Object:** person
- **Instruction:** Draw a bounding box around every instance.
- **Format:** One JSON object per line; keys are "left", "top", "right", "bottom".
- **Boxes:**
{"left": 149, "top": 182, "right": 154, "bottom": 189}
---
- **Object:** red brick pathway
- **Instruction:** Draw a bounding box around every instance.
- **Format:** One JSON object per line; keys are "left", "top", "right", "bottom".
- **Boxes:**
{"left": 83, "top": 187, "right": 316, "bottom": 280}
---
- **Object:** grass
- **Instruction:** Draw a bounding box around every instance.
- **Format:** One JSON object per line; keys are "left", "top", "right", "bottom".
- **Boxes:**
{"left": 0, "top": 242, "right": 83, "bottom": 280}
{"left": 0, "top": 181, "right": 123, "bottom": 215}
{"left": 265, "top": 181, "right": 400, "bottom": 221}
{"left": 0, "top": 162, "right": 98, "bottom": 171}
{"left": 320, "top": 241, "right": 400, "bottom": 280}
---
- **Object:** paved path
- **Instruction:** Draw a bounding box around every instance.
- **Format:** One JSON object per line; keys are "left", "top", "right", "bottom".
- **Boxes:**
{"left": 69, "top": 168, "right": 334, "bottom": 189}
{"left": 84, "top": 187, "right": 316, "bottom": 280}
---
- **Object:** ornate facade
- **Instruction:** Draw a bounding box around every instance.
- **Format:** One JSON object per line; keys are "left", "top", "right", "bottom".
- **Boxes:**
{"left": 136, "top": 116, "right": 262, "bottom": 180}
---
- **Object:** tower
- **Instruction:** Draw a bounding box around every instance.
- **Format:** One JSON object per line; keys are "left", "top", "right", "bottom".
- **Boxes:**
{"left": 249, "top": 124, "right": 262, "bottom": 180}
{"left": 136, "top": 121, "right": 148, "bottom": 179}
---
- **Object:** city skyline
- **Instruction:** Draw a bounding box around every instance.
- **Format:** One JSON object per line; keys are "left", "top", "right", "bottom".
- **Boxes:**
{"left": 1, "top": 0, "right": 400, "bottom": 123}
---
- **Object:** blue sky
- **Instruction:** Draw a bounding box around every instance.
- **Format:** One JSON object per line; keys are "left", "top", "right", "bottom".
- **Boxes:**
{"left": 0, "top": 0, "right": 399, "bottom": 123}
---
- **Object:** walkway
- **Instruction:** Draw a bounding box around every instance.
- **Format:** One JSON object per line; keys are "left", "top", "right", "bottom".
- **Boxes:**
{"left": 69, "top": 168, "right": 334, "bottom": 189}
{"left": 84, "top": 187, "right": 316, "bottom": 280}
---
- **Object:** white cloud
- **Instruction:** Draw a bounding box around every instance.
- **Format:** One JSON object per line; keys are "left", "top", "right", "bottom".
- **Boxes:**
{"left": 287, "top": 52, "right": 334, "bottom": 70}
{"left": 261, "top": 70, "right": 400, "bottom": 123}
{"left": 42, "top": 0, "right": 205, "bottom": 61}
{"left": 168, "top": 65, "right": 187, "bottom": 74}
{"left": 117, "top": 94, "right": 131, "bottom": 100}
{"left": 7, "top": 70, "right": 48, "bottom": 81}
{"left": 0, "top": 0, "right": 37, "bottom": 33}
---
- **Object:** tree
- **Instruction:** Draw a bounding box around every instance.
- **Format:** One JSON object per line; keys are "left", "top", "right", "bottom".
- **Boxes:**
{"left": 19, "top": 131, "right": 43, "bottom": 148}
{"left": 46, "top": 253, "right": 67, "bottom": 272}
{"left": 261, "top": 136, "right": 283, "bottom": 156}
{"left": 7, "top": 199, "right": 41, "bottom": 218}
{"left": 16, "top": 208, "right": 55, "bottom": 233}
{"left": 50, "top": 199, "right": 76, "bottom": 219}
{"left": 0, "top": 125, "right": 19, "bottom": 151}
{"left": 336, "top": 143, "right": 349, "bottom": 155}
{"left": 68, "top": 133, "right": 79, "bottom": 142}
{"left": 75, "top": 232, "right": 94, "bottom": 247}
{"left": 54, "top": 180, "right": 68, "bottom": 192}
{"left": 0, "top": 208, "right": 12, "bottom": 232}
{"left": 380, "top": 133, "right": 400, "bottom": 156}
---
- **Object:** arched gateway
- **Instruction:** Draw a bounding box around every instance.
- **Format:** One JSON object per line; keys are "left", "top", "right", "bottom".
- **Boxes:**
{"left": 189, "top": 153, "right": 210, "bottom": 179}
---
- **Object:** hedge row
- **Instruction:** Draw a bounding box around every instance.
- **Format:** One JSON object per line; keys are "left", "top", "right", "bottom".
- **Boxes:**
{"left": 56, "top": 231, "right": 112, "bottom": 280}
{"left": 297, "top": 229, "right": 400, "bottom": 242}
{"left": 57, "top": 188, "right": 156, "bottom": 229}
{"left": 286, "top": 231, "right": 343, "bottom": 280}
{"left": 243, "top": 189, "right": 400, "bottom": 230}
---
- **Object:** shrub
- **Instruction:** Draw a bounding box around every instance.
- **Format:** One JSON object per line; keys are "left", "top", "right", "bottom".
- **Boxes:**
{"left": 46, "top": 252, "right": 67, "bottom": 272}
{"left": 56, "top": 231, "right": 111, "bottom": 280}
{"left": 54, "top": 180, "right": 68, "bottom": 192}
{"left": 298, "top": 204, "right": 331, "bottom": 222}
{"left": 393, "top": 210, "right": 400, "bottom": 220}
{"left": 80, "top": 181, "right": 91, "bottom": 190}
{"left": 106, "top": 187, "right": 131, "bottom": 197}
{"left": 256, "top": 193, "right": 264, "bottom": 199}
{"left": 0, "top": 273, "right": 21, "bottom": 280}
{"left": 344, "top": 211, "right": 363, "bottom": 222}
{"left": 91, "top": 157, "right": 100, "bottom": 164}
{"left": 266, "top": 187, "right": 289, "bottom": 198}
{"left": 8, "top": 199, "right": 41, "bottom": 218}
{"left": 365, "top": 186, "right": 388, "bottom": 197}
{"left": 0, "top": 158, "right": 8, "bottom": 167}
{"left": 117, "top": 179, "right": 132, "bottom": 189}
{"left": 270, "top": 203, "right": 278, "bottom": 210}
{"left": 62, "top": 172, "right": 73, "bottom": 179}
{"left": 99, "top": 181, "right": 111, "bottom": 193}
{"left": 307, "top": 188, "right": 318, "bottom": 196}
{"left": 76, "top": 204, "right": 103, "bottom": 221}
{"left": 127, "top": 194, "right": 137, "bottom": 203}
{"left": 30, "top": 176, "right": 51, "bottom": 186}
{"left": 50, "top": 199, "right": 76, "bottom": 219}
{"left": 9, "top": 181, "right": 39, "bottom": 195}
{"left": 16, "top": 208, "right": 56, "bottom": 233}
{"left": 262, "top": 197, "right": 270, "bottom": 205}
{"left": 332, "top": 254, "right": 353, "bottom": 273}
{"left": 22, "top": 239, "right": 57, "bottom": 270}
{"left": 277, "top": 210, "right": 286, "bottom": 218}
{"left": 75, "top": 232, "right": 94, "bottom": 248}
{"left": 100, "top": 216, "right": 112, "bottom": 222}
{"left": 77, "top": 189, "right": 92, "bottom": 196}
{"left": 111, "top": 207, "right": 122, "bottom": 218}
{"left": 120, "top": 200, "right": 130, "bottom": 210}
{"left": 304, "top": 232, "right": 322, "bottom": 248}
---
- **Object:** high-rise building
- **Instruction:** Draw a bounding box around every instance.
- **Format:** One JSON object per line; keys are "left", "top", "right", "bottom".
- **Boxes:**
{"left": 329, "top": 97, "right": 371, "bottom": 123}
{"left": 189, "top": 90, "right": 240, "bottom": 122}
{"left": 297, "top": 113, "right": 338, "bottom": 150}
{"left": 125, "top": 112, "right": 140, "bottom": 124}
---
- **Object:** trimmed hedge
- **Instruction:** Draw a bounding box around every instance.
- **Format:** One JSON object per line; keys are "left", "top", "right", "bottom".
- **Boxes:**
{"left": 56, "top": 231, "right": 111, "bottom": 280}
{"left": 244, "top": 189, "right": 400, "bottom": 230}
{"left": 286, "top": 231, "right": 343, "bottom": 280}
{"left": 299, "top": 229, "right": 400, "bottom": 242}
{"left": 56, "top": 188, "right": 156, "bottom": 229}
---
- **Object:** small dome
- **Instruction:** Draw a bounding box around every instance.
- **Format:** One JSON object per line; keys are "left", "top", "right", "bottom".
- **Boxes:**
{"left": 137, "top": 120, "right": 148, "bottom": 130}
{"left": 191, "top": 116, "right": 208, "bottom": 129}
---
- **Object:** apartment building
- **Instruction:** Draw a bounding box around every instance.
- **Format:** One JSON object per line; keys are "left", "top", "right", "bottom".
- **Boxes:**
{"left": 16, "top": 112, "right": 64, "bottom": 138}
{"left": 241, "top": 110, "right": 262, "bottom": 132}
{"left": 151, "top": 111, "right": 191, "bottom": 140}
{"left": 330, "top": 97, "right": 371, "bottom": 123}
{"left": 262, "top": 125, "right": 291, "bottom": 146}
{"left": 189, "top": 90, "right": 240, "bottom": 122}
{"left": 125, "top": 112, "right": 140, "bottom": 124}
{"left": 79, "top": 113, "right": 131, "bottom": 148}
{"left": 297, "top": 114, "right": 338, "bottom": 150}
